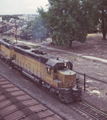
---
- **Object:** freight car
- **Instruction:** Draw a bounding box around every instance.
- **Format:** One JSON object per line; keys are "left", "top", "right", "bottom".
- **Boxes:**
{"left": 0, "top": 38, "right": 81, "bottom": 103}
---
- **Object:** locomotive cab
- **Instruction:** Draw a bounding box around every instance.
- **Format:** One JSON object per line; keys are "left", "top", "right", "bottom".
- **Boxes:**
{"left": 0, "top": 39, "right": 14, "bottom": 64}
{"left": 12, "top": 45, "right": 81, "bottom": 103}
{"left": 46, "top": 58, "right": 81, "bottom": 103}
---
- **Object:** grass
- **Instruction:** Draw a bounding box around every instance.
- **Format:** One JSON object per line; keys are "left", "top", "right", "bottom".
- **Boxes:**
{"left": 67, "top": 54, "right": 77, "bottom": 60}
{"left": 87, "top": 33, "right": 102, "bottom": 37}
{"left": 49, "top": 50, "right": 54, "bottom": 52}
{"left": 32, "top": 45, "right": 40, "bottom": 48}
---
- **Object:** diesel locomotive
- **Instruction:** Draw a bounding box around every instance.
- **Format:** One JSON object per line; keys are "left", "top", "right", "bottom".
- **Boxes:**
{"left": 0, "top": 38, "right": 81, "bottom": 103}
{"left": 0, "top": 39, "right": 14, "bottom": 64}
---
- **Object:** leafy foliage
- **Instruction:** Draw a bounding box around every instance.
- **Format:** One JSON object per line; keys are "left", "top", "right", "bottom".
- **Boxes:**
{"left": 38, "top": 0, "right": 98, "bottom": 47}
{"left": 24, "top": 16, "right": 49, "bottom": 41}
{"left": 97, "top": 0, "right": 107, "bottom": 39}
{"left": 0, "top": 15, "right": 19, "bottom": 21}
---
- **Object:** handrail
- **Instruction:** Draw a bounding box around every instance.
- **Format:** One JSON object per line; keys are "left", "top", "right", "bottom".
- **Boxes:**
{"left": 53, "top": 73, "right": 63, "bottom": 80}
{"left": 74, "top": 70, "right": 107, "bottom": 84}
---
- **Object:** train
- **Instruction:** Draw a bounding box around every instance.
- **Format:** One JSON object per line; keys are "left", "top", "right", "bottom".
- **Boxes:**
{"left": 0, "top": 38, "right": 81, "bottom": 103}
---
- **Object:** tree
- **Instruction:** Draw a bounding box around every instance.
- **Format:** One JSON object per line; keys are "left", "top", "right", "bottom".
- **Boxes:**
{"left": 24, "top": 16, "right": 49, "bottom": 41}
{"left": 38, "top": 0, "right": 98, "bottom": 48}
{"left": 1, "top": 15, "right": 19, "bottom": 21}
{"left": 98, "top": 0, "right": 107, "bottom": 40}
{"left": 31, "top": 16, "right": 49, "bottom": 41}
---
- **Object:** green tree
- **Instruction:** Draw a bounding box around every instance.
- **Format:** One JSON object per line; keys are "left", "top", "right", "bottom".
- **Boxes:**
{"left": 24, "top": 16, "right": 49, "bottom": 41}
{"left": 98, "top": 0, "right": 107, "bottom": 40}
{"left": 1, "top": 15, "right": 19, "bottom": 21}
{"left": 38, "top": 0, "right": 98, "bottom": 48}
{"left": 31, "top": 16, "right": 49, "bottom": 41}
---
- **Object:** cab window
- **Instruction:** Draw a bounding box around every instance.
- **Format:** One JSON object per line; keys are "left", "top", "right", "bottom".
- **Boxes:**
{"left": 46, "top": 67, "right": 51, "bottom": 74}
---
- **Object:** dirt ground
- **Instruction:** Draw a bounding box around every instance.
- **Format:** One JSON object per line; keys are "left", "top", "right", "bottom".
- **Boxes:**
{"left": 71, "top": 34, "right": 107, "bottom": 59}
{"left": 39, "top": 33, "right": 107, "bottom": 113}
{"left": 45, "top": 33, "right": 107, "bottom": 59}
{"left": 2, "top": 33, "right": 107, "bottom": 114}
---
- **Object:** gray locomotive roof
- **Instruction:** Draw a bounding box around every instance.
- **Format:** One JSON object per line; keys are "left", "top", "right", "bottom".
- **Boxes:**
{"left": 14, "top": 45, "right": 71, "bottom": 67}
{"left": 0, "top": 39, "right": 14, "bottom": 49}
{"left": 46, "top": 58, "right": 68, "bottom": 67}
{"left": 14, "top": 45, "right": 32, "bottom": 52}
{"left": 14, "top": 45, "right": 54, "bottom": 59}
{"left": 59, "top": 69, "right": 76, "bottom": 75}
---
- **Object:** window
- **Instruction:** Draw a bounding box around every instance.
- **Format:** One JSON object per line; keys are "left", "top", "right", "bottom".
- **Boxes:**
{"left": 64, "top": 63, "right": 66, "bottom": 67}
{"left": 67, "top": 65, "right": 69, "bottom": 69}
{"left": 46, "top": 67, "right": 51, "bottom": 74}
{"left": 54, "top": 67, "right": 57, "bottom": 73}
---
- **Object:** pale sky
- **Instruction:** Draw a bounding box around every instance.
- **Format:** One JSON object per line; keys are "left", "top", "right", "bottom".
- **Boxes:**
{"left": 0, "top": 0, "right": 49, "bottom": 15}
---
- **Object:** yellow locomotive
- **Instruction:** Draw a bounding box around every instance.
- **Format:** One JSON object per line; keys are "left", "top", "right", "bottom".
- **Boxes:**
{"left": 0, "top": 39, "right": 14, "bottom": 64}
{"left": 0, "top": 38, "right": 81, "bottom": 103}
{"left": 12, "top": 45, "right": 81, "bottom": 103}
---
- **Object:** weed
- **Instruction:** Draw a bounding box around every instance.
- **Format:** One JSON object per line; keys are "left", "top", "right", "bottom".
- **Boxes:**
{"left": 32, "top": 45, "right": 40, "bottom": 48}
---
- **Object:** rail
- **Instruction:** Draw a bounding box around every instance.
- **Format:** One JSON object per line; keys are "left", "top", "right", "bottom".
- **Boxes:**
{"left": 69, "top": 100, "right": 107, "bottom": 120}
{"left": 73, "top": 101, "right": 107, "bottom": 120}
{"left": 74, "top": 70, "right": 107, "bottom": 91}
{"left": 53, "top": 73, "right": 63, "bottom": 80}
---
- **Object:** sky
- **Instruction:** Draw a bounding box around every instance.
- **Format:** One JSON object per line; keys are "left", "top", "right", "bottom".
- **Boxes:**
{"left": 0, "top": 0, "right": 49, "bottom": 15}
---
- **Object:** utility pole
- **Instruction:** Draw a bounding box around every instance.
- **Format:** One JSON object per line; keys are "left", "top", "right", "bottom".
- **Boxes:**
{"left": 84, "top": 73, "right": 86, "bottom": 91}
{"left": 1, "top": 20, "right": 3, "bottom": 38}
{"left": 15, "top": 19, "right": 17, "bottom": 44}
{"left": 1, "top": 17, "right": 3, "bottom": 38}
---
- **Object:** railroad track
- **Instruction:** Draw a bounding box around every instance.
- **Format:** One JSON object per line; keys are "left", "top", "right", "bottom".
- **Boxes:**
{"left": 1, "top": 60, "right": 107, "bottom": 120}
{"left": 0, "top": 75, "right": 63, "bottom": 120}
{"left": 68, "top": 100, "right": 107, "bottom": 120}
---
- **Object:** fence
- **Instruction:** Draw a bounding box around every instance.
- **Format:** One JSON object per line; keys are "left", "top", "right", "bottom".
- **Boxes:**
{"left": 74, "top": 70, "right": 107, "bottom": 91}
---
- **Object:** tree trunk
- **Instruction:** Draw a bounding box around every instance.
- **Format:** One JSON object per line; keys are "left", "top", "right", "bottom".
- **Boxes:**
{"left": 69, "top": 41, "right": 72, "bottom": 48}
{"left": 102, "top": 9, "right": 106, "bottom": 40}
{"left": 102, "top": 30, "right": 106, "bottom": 40}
